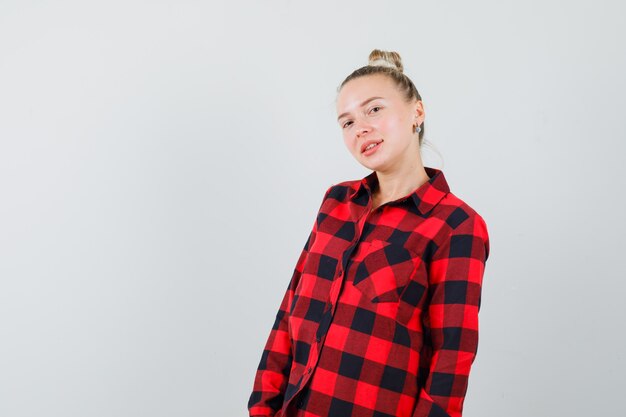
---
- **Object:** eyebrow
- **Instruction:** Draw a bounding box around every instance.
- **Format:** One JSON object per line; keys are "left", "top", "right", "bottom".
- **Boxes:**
{"left": 337, "top": 96, "right": 385, "bottom": 122}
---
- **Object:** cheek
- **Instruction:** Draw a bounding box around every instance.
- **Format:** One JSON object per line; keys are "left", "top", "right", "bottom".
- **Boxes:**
{"left": 343, "top": 134, "right": 355, "bottom": 152}
{"left": 381, "top": 116, "right": 412, "bottom": 141}
{"left": 381, "top": 115, "right": 403, "bottom": 132}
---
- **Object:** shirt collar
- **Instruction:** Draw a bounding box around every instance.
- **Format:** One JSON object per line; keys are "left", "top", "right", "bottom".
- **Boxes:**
{"left": 348, "top": 166, "right": 450, "bottom": 215}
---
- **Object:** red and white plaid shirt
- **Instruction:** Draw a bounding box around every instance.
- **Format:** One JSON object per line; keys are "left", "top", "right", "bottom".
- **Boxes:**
{"left": 248, "top": 166, "right": 490, "bottom": 417}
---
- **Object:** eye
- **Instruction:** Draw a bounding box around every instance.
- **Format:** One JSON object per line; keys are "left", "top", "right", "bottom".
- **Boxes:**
{"left": 342, "top": 121, "right": 353, "bottom": 129}
{"left": 369, "top": 106, "right": 382, "bottom": 114}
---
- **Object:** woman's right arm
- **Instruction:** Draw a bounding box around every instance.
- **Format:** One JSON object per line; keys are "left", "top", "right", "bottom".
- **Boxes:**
{"left": 247, "top": 185, "right": 333, "bottom": 417}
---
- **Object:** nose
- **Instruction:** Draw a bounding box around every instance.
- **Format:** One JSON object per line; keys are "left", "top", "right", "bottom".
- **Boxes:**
{"left": 354, "top": 120, "right": 371, "bottom": 138}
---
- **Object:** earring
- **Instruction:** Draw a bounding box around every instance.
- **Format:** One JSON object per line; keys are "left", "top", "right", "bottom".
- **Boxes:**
{"left": 414, "top": 124, "right": 421, "bottom": 134}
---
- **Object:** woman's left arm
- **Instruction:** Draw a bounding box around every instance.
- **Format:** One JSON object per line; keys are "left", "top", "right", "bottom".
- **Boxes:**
{"left": 411, "top": 213, "right": 490, "bottom": 417}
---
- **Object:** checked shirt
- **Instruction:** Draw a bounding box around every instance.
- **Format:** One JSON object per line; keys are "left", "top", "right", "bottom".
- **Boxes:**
{"left": 248, "top": 166, "right": 490, "bottom": 417}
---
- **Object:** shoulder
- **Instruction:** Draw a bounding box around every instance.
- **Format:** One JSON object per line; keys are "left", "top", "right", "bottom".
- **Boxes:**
{"left": 436, "top": 191, "right": 488, "bottom": 231}
{"left": 431, "top": 191, "right": 490, "bottom": 259}
{"left": 321, "top": 179, "right": 361, "bottom": 203}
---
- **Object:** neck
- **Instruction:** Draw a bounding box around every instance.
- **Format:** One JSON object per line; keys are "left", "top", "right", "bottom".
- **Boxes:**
{"left": 372, "top": 160, "right": 430, "bottom": 202}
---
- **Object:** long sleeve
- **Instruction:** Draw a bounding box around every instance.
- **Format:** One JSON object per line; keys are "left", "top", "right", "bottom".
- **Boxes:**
{"left": 412, "top": 213, "right": 490, "bottom": 417}
{"left": 247, "top": 185, "right": 333, "bottom": 417}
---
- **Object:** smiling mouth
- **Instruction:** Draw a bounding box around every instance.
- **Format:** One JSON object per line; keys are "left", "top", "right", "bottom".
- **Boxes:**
{"left": 362, "top": 140, "right": 383, "bottom": 153}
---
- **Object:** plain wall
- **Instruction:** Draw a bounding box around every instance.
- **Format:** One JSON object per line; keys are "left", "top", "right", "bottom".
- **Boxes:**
{"left": 1, "top": 0, "right": 624, "bottom": 416}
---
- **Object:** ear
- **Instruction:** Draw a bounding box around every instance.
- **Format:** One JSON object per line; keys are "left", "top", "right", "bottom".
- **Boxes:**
{"left": 413, "top": 100, "right": 425, "bottom": 126}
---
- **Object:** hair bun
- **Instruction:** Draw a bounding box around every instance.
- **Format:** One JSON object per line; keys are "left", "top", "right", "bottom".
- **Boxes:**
{"left": 368, "top": 49, "right": 403, "bottom": 72}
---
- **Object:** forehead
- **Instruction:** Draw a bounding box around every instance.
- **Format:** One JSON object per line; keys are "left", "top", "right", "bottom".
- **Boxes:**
{"left": 336, "top": 74, "right": 400, "bottom": 114}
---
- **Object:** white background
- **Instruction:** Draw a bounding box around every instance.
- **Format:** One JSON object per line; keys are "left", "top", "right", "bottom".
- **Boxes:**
{"left": 1, "top": 1, "right": 624, "bottom": 416}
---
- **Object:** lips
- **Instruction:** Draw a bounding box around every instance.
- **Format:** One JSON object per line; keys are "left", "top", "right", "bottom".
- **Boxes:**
{"left": 360, "top": 139, "right": 383, "bottom": 153}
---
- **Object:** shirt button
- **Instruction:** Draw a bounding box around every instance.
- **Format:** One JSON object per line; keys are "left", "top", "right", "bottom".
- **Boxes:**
{"left": 306, "top": 367, "right": 312, "bottom": 374}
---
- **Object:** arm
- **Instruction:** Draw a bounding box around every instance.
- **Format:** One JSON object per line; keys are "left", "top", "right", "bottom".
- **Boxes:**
{"left": 412, "top": 213, "right": 490, "bottom": 417}
{"left": 247, "top": 185, "right": 333, "bottom": 417}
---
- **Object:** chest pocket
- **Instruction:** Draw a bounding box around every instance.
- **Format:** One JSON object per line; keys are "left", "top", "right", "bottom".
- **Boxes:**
{"left": 351, "top": 239, "right": 420, "bottom": 303}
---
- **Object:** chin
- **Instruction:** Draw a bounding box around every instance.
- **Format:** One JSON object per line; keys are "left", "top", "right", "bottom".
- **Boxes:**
{"left": 359, "top": 158, "right": 383, "bottom": 171}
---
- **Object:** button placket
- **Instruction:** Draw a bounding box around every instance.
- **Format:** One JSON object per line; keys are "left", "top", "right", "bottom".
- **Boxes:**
{"left": 290, "top": 202, "right": 374, "bottom": 411}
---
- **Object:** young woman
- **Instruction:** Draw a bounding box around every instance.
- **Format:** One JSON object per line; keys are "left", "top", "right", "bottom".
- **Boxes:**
{"left": 248, "top": 49, "right": 490, "bottom": 417}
